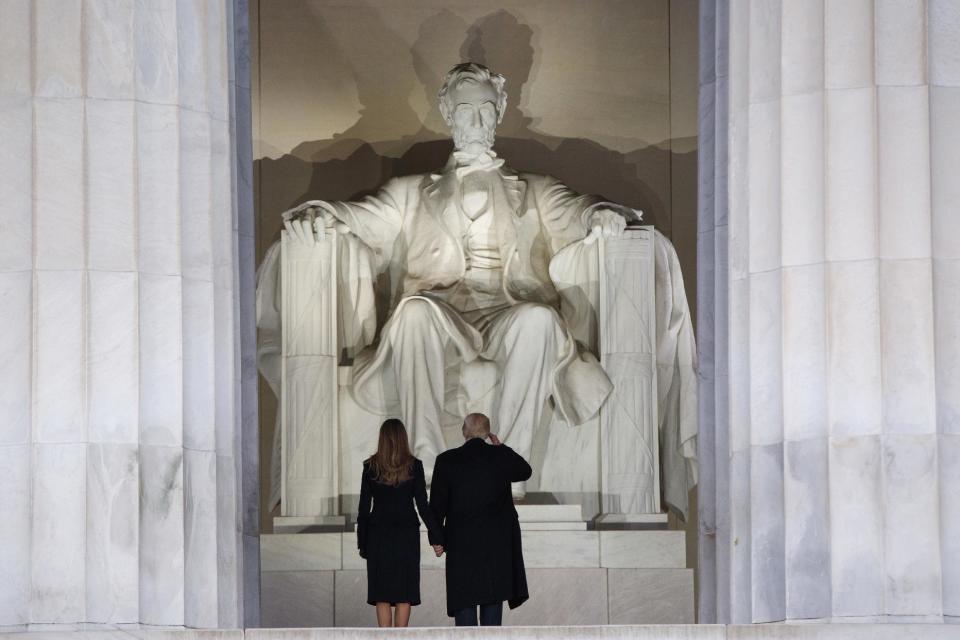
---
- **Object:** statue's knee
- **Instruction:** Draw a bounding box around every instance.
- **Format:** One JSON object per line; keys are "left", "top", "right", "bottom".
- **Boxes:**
{"left": 515, "top": 303, "right": 561, "bottom": 333}
{"left": 394, "top": 298, "right": 434, "bottom": 325}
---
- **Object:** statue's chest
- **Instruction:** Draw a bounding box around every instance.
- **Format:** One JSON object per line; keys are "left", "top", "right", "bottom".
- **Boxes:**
{"left": 459, "top": 174, "right": 492, "bottom": 220}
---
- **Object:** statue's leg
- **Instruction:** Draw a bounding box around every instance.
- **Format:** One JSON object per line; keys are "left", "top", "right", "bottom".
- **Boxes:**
{"left": 388, "top": 298, "right": 452, "bottom": 473}
{"left": 484, "top": 302, "right": 566, "bottom": 460}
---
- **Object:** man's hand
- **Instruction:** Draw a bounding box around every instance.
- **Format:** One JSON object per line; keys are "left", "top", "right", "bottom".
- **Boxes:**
{"left": 488, "top": 433, "right": 502, "bottom": 446}
{"left": 432, "top": 544, "right": 445, "bottom": 557}
{"left": 583, "top": 207, "right": 633, "bottom": 245}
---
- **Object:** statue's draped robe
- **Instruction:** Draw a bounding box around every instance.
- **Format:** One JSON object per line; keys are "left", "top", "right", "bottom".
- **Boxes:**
{"left": 257, "top": 157, "right": 699, "bottom": 517}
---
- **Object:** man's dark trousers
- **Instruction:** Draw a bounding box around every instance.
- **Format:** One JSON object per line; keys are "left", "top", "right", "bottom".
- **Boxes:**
{"left": 453, "top": 602, "right": 503, "bottom": 626}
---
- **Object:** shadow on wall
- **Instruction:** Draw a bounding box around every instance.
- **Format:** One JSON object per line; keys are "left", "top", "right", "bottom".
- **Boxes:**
{"left": 255, "top": 8, "right": 694, "bottom": 261}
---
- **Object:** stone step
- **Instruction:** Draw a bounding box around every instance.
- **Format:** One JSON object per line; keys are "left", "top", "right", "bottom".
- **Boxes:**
{"left": 274, "top": 505, "right": 591, "bottom": 534}
{"left": 261, "top": 529, "right": 687, "bottom": 572}
{"left": 514, "top": 503, "right": 584, "bottom": 522}
{"left": 272, "top": 515, "right": 346, "bottom": 534}
{"left": 520, "top": 521, "right": 587, "bottom": 531}
{"left": 596, "top": 512, "right": 669, "bottom": 525}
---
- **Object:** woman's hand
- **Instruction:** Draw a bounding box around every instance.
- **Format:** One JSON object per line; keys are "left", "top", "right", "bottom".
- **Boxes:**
{"left": 432, "top": 544, "right": 445, "bottom": 557}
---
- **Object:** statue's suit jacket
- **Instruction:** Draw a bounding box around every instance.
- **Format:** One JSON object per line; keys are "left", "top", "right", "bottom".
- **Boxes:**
{"left": 324, "top": 155, "right": 609, "bottom": 308}
{"left": 322, "top": 156, "right": 620, "bottom": 430}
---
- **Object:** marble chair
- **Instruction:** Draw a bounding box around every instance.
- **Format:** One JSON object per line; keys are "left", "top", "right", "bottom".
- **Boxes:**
{"left": 258, "top": 226, "right": 671, "bottom": 527}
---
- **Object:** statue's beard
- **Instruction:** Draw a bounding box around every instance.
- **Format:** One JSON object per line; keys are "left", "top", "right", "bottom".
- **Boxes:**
{"left": 452, "top": 125, "right": 496, "bottom": 154}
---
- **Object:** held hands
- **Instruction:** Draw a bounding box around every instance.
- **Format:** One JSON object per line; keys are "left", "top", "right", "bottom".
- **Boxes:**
{"left": 432, "top": 544, "right": 445, "bottom": 557}
{"left": 583, "top": 207, "right": 636, "bottom": 245}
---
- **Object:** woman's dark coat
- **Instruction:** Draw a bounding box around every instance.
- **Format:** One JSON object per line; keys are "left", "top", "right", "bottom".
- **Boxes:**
{"left": 356, "top": 458, "right": 442, "bottom": 605}
{"left": 428, "top": 438, "right": 533, "bottom": 616}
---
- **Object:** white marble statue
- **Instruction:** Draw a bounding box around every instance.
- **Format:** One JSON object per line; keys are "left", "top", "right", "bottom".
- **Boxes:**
{"left": 257, "top": 62, "right": 698, "bottom": 516}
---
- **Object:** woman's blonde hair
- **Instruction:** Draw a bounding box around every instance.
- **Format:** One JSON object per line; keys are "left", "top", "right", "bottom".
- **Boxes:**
{"left": 366, "top": 419, "right": 414, "bottom": 486}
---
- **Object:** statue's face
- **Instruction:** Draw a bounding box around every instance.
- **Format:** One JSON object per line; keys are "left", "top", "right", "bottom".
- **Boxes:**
{"left": 447, "top": 79, "right": 499, "bottom": 154}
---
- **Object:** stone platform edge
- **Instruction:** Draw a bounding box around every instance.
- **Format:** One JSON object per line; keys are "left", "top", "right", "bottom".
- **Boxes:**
{"left": 2, "top": 623, "right": 959, "bottom": 640}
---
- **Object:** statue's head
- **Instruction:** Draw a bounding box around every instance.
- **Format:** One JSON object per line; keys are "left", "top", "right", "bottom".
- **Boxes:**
{"left": 438, "top": 62, "right": 507, "bottom": 155}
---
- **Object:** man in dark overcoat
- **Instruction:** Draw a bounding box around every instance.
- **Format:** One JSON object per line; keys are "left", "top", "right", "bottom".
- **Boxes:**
{"left": 429, "top": 412, "right": 532, "bottom": 626}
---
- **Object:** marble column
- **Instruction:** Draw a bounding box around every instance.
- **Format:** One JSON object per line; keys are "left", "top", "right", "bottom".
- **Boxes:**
{"left": 698, "top": 0, "right": 960, "bottom": 624}
{"left": 0, "top": 0, "right": 253, "bottom": 627}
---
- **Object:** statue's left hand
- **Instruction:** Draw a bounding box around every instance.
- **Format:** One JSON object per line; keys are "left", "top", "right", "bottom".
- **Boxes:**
{"left": 584, "top": 207, "right": 629, "bottom": 245}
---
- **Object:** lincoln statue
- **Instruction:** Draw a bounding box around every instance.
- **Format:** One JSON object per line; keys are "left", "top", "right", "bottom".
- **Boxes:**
{"left": 257, "top": 62, "right": 697, "bottom": 512}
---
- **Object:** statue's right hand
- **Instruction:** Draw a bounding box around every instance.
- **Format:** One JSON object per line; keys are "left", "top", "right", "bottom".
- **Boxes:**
{"left": 283, "top": 217, "right": 318, "bottom": 246}
{"left": 281, "top": 201, "right": 345, "bottom": 245}
{"left": 281, "top": 200, "right": 327, "bottom": 223}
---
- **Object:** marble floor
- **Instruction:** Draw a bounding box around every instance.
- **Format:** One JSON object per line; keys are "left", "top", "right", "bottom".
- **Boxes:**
{"left": 0, "top": 624, "right": 958, "bottom": 640}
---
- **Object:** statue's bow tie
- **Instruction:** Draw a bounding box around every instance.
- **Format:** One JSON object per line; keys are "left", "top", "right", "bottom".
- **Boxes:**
{"left": 452, "top": 149, "right": 506, "bottom": 179}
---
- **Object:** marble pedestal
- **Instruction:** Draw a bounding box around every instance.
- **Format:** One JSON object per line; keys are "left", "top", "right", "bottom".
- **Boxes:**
{"left": 260, "top": 505, "right": 692, "bottom": 627}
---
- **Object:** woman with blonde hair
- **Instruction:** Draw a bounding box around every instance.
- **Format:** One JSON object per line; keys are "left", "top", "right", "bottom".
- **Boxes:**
{"left": 357, "top": 418, "right": 444, "bottom": 627}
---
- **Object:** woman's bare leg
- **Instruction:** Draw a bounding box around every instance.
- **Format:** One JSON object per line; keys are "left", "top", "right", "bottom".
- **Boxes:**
{"left": 375, "top": 603, "right": 393, "bottom": 627}
{"left": 394, "top": 603, "right": 411, "bottom": 627}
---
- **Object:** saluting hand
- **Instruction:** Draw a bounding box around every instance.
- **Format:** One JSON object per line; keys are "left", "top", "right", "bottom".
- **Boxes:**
{"left": 488, "top": 433, "right": 502, "bottom": 446}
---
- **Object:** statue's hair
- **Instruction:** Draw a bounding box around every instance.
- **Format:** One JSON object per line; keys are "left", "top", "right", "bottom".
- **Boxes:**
{"left": 462, "top": 412, "right": 491, "bottom": 439}
{"left": 437, "top": 62, "right": 507, "bottom": 125}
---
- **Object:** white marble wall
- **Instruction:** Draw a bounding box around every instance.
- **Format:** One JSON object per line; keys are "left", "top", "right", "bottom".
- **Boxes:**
{"left": 0, "top": 0, "right": 254, "bottom": 628}
{"left": 698, "top": 0, "right": 960, "bottom": 625}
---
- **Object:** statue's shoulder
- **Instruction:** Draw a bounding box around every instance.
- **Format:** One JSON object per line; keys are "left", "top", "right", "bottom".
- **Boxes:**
{"left": 389, "top": 173, "right": 429, "bottom": 186}
{"left": 377, "top": 173, "right": 424, "bottom": 193}
{"left": 517, "top": 172, "right": 563, "bottom": 189}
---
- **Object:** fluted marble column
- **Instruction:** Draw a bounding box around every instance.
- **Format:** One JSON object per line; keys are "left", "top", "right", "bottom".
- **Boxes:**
{"left": 0, "top": 0, "right": 253, "bottom": 627}
{"left": 699, "top": 0, "right": 960, "bottom": 624}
